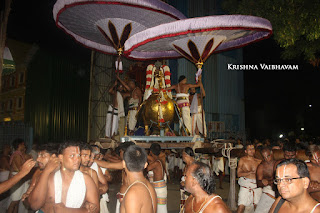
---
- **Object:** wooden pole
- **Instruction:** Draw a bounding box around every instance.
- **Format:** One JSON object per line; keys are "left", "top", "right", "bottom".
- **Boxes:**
{"left": 227, "top": 158, "right": 238, "bottom": 211}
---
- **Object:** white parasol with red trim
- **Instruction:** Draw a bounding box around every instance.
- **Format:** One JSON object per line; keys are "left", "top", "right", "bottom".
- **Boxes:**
{"left": 53, "top": 0, "right": 186, "bottom": 64}
{"left": 124, "top": 15, "right": 272, "bottom": 134}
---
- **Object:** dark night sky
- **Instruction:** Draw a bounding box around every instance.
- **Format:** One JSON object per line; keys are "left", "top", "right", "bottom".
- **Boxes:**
{"left": 6, "top": 0, "right": 320, "bottom": 139}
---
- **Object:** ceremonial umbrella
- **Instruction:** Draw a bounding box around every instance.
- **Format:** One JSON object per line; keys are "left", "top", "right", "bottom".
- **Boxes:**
{"left": 2, "top": 47, "right": 16, "bottom": 75}
{"left": 53, "top": 0, "right": 186, "bottom": 64}
{"left": 124, "top": 15, "right": 272, "bottom": 70}
{"left": 124, "top": 15, "right": 272, "bottom": 134}
{"left": 53, "top": 0, "right": 187, "bottom": 137}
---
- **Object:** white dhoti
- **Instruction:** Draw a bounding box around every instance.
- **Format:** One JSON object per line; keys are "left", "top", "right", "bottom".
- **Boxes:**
{"left": 153, "top": 180, "right": 167, "bottom": 213}
{"left": 254, "top": 186, "right": 275, "bottom": 213}
{"left": 176, "top": 94, "right": 191, "bottom": 135}
{"left": 128, "top": 109, "right": 138, "bottom": 131}
{"left": 115, "top": 192, "right": 124, "bottom": 213}
{"left": 9, "top": 172, "right": 29, "bottom": 201}
{"left": 54, "top": 170, "right": 86, "bottom": 208}
{"left": 0, "top": 171, "right": 10, "bottom": 210}
{"left": 0, "top": 171, "right": 9, "bottom": 182}
{"left": 148, "top": 171, "right": 154, "bottom": 183}
{"left": 191, "top": 105, "right": 207, "bottom": 137}
{"left": 106, "top": 105, "right": 119, "bottom": 137}
{"left": 238, "top": 177, "right": 262, "bottom": 207}
{"left": 128, "top": 97, "right": 139, "bottom": 131}
{"left": 212, "top": 157, "right": 224, "bottom": 175}
{"left": 200, "top": 155, "right": 211, "bottom": 168}
{"left": 168, "top": 155, "right": 175, "bottom": 172}
{"left": 100, "top": 193, "right": 109, "bottom": 213}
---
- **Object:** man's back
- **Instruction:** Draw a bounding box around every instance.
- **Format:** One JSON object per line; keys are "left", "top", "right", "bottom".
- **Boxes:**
{"left": 184, "top": 194, "right": 230, "bottom": 213}
{"left": 121, "top": 180, "right": 157, "bottom": 213}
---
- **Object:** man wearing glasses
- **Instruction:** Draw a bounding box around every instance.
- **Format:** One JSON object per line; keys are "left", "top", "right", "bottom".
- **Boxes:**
{"left": 269, "top": 158, "right": 320, "bottom": 213}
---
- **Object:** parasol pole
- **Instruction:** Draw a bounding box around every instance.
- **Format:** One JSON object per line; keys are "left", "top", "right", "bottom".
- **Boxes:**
{"left": 196, "top": 62, "right": 205, "bottom": 138}
{"left": 109, "top": 48, "right": 122, "bottom": 138}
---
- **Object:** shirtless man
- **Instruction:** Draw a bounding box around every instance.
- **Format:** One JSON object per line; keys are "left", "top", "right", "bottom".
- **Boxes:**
{"left": 0, "top": 159, "right": 35, "bottom": 195}
{"left": 269, "top": 159, "right": 320, "bottom": 213}
{"left": 80, "top": 143, "right": 99, "bottom": 187}
{"left": 166, "top": 75, "right": 201, "bottom": 135}
{"left": 189, "top": 82, "right": 206, "bottom": 137}
{"left": 8, "top": 138, "right": 31, "bottom": 213}
{"left": 106, "top": 80, "right": 126, "bottom": 139}
{"left": 94, "top": 142, "right": 134, "bottom": 213}
{"left": 147, "top": 143, "right": 167, "bottom": 213}
{"left": 28, "top": 141, "right": 99, "bottom": 213}
{"left": 116, "top": 75, "right": 142, "bottom": 135}
{"left": 307, "top": 147, "right": 320, "bottom": 202}
{"left": 121, "top": 145, "right": 157, "bottom": 213}
{"left": 22, "top": 143, "right": 58, "bottom": 204}
{"left": 237, "top": 143, "right": 262, "bottom": 213}
{"left": 184, "top": 162, "right": 230, "bottom": 213}
{"left": 254, "top": 147, "right": 277, "bottom": 213}
{"left": 0, "top": 144, "right": 11, "bottom": 185}
{"left": 273, "top": 143, "right": 297, "bottom": 172}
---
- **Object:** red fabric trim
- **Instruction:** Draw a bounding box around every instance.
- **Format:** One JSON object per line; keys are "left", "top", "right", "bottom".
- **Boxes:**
{"left": 55, "top": 2, "right": 183, "bottom": 60}
{"left": 178, "top": 102, "right": 190, "bottom": 108}
{"left": 125, "top": 27, "right": 272, "bottom": 54}
{"left": 164, "top": 71, "right": 171, "bottom": 76}
{"left": 161, "top": 101, "right": 168, "bottom": 104}
{"left": 146, "top": 70, "right": 152, "bottom": 75}
{"left": 165, "top": 79, "right": 171, "bottom": 84}
{"left": 115, "top": 70, "right": 124, "bottom": 74}
{"left": 146, "top": 77, "right": 152, "bottom": 81}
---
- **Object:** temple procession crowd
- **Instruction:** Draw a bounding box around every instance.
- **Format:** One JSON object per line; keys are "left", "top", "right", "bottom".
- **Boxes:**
{"left": 0, "top": 137, "right": 320, "bottom": 213}
{"left": 1, "top": 72, "right": 320, "bottom": 213}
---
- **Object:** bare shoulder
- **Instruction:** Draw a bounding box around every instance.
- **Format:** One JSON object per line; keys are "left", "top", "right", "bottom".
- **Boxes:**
{"left": 255, "top": 158, "right": 262, "bottom": 163}
{"left": 205, "top": 196, "right": 230, "bottom": 213}
{"left": 125, "top": 184, "right": 149, "bottom": 200}
{"left": 306, "top": 162, "right": 313, "bottom": 168}
{"left": 82, "top": 172, "right": 97, "bottom": 189}
{"left": 238, "top": 156, "right": 246, "bottom": 162}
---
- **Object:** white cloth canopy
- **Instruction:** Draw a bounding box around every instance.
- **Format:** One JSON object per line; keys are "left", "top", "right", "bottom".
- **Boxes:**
{"left": 124, "top": 15, "right": 272, "bottom": 60}
{"left": 53, "top": 0, "right": 186, "bottom": 58}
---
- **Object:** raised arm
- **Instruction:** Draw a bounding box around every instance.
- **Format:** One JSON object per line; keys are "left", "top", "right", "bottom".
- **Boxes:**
{"left": 256, "top": 163, "right": 266, "bottom": 188}
{"left": 96, "top": 166, "right": 107, "bottom": 185}
{"left": 108, "top": 81, "right": 117, "bottom": 95}
{"left": 165, "top": 84, "right": 177, "bottom": 91}
{"left": 187, "top": 78, "right": 202, "bottom": 89}
{"left": 28, "top": 157, "right": 60, "bottom": 210}
{"left": 94, "top": 159, "right": 123, "bottom": 170}
{"left": 116, "top": 75, "right": 131, "bottom": 91}
{"left": 22, "top": 168, "right": 41, "bottom": 201}
{"left": 200, "top": 81, "right": 205, "bottom": 97}
{"left": 0, "top": 159, "right": 35, "bottom": 194}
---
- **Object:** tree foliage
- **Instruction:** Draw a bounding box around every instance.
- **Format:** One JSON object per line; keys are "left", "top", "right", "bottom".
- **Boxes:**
{"left": 222, "top": 0, "right": 320, "bottom": 66}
